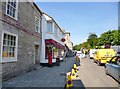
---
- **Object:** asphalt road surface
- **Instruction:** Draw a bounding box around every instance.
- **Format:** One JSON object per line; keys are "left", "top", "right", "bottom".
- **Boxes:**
{"left": 2, "top": 56, "right": 120, "bottom": 88}
{"left": 78, "top": 55, "right": 120, "bottom": 88}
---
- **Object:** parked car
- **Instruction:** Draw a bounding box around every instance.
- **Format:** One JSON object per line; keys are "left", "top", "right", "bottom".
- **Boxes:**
{"left": 76, "top": 51, "right": 85, "bottom": 59}
{"left": 89, "top": 49, "right": 98, "bottom": 59}
{"left": 76, "top": 51, "right": 82, "bottom": 59}
{"left": 105, "top": 55, "right": 120, "bottom": 83}
{"left": 94, "top": 49, "right": 116, "bottom": 65}
{"left": 93, "top": 51, "right": 98, "bottom": 62}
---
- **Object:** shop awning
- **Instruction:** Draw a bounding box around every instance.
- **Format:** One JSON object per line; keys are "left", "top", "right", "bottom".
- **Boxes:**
{"left": 45, "top": 39, "right": 65, "bottom": 49}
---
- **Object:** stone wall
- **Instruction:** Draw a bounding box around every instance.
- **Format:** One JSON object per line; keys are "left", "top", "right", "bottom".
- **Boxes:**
{"left": 1, "top": 2, "right": 42, "bottom": 81}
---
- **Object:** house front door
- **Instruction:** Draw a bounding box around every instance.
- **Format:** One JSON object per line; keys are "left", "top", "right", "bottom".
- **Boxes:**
{"left": 34, "top": 45, "right": 39, "bottom": 65}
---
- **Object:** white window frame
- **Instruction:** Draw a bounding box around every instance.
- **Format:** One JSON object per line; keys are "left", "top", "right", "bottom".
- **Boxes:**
{"left": 0, "top": 30, "right": 18, "bottom": 63}
{"left": 6, "top": 0, "right": 18, "bottom": 20}
{"left": 47, "top": 21, "right": 53, "bottom": 33}
{"left": 60, "top": 31, "right": 62, "bottom": 39}
{"left": 57, "top": 28, "right": 60, "bottom": 37}
{"left": 35, "top": 16, "right": 40, "bottom": 33}
{"left": 54, "top": 24, "right": 58, "bottom": 36}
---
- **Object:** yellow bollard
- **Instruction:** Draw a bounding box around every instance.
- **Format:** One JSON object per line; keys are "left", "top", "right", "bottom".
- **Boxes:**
{"left": 70, "top": 69, "right": 76, "bottom": 79}
{"left": 73, "top": 64, "right": 77, "bottom": 73}
{"left": 76, "top": 56, "right": 79, "bottom": 62}
{"left": 66, "top": 75, "right": 73, "bottom": 88}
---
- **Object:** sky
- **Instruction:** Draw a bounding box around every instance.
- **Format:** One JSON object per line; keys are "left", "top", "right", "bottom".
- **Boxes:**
{"left": 35, "top": 2, "right": 118, "bottom": 46}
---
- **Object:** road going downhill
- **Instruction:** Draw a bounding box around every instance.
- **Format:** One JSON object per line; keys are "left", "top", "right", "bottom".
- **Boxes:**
{"left": 78, "top": 55, "right": 119, "bottom": 88}
{"left": 2, "top": 56, "right": 120, "bottom": 88}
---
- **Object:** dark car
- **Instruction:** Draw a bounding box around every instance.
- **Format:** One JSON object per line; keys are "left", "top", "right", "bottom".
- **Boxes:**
{"left": 105, "top": 55, "right": 120, "bottom": 83}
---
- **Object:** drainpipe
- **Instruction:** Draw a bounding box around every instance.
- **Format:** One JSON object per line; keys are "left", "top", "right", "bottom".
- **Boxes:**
{"left": 39, "top": 14, "right": 42, "bottom": 65}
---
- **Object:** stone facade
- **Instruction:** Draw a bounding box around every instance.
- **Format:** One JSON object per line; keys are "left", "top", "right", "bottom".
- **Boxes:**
{"left": 0, "top": 1, "right": 42, "bottom": 81}
{"left": 64, "top": 32, "right": 74, "bottom": 57}
{"left": 64, "top": 32, "right": 73, "bottom": 51}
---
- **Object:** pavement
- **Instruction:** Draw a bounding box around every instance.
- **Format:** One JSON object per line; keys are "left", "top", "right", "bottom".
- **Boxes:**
{"left": 78, "top": 55, "right": 120, "bottom": 88}
{"left": 2, "top": 57, "right": 76, "bottom": 88}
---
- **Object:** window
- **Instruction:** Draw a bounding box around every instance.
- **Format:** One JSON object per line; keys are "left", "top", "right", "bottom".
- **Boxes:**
{"left": 47, "top": 22, "right": 53, "bottom": 33}
{"left": 117, "top": 57, "right": 120, "bottom": 65}
{"left": 54, "top": 25, "right": 58, "bottom": 36}
{"left": 1, "top": 31, "right": 18, "bottom": 62}
{"left": 57, "top": 28, "right": 59, "bottom": 36}
{"left": 35, "top": 17, "right": 40, "bottom": 33}
{"left": 53, "top": 47, "right": 58, "bottom": 58}
{"left": 110, "top": 56, "right": 117, "bottom": 64}
{"left": 6, "top": 0, "right": 18, "bottom": 20}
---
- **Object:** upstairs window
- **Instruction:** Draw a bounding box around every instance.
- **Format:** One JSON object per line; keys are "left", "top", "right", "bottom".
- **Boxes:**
{"left": 54, "top": 25, "right": 58, "bottom": 36}
{"left": 47, "top": 22, "right": 53, "bottom": 33}
{"left": 6, "top": 0, "right": 18, "bottom": 20}
{"left": 35, "top": 17, "right": 40, "bottom": 33}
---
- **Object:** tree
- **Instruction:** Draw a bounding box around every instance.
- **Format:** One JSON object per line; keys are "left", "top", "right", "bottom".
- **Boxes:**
{"left": 73, "top": 29, "right": 119, "bottom": 51}
{"left": 98, "top": 30, "right": 120, "bottom": 46}
{"left": 73, "top": 45, "right": 81, "bottom": 51}
{"left": 112, "top": 30, "right": 120, "bottom": 45}
{"left": 87, "top": 33, "right": 98, "bottom": 48}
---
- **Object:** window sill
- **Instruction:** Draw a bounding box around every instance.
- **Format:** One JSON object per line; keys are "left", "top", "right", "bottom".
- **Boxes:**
{"left": 5, "top": 13, "right": 18, "bottom": 21}
{"left": 46, "top": 32, "right": 54, "bottom": 34}
{"left": 35, "top": 31, "right": 41, "bottom": 34}
{"left": 1, "top": 57, "right": 17, "bottom": 63}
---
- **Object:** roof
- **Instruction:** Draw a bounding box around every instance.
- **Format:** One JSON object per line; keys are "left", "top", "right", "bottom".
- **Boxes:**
{"left": 65, "top": 32, "right": 70, "bottom": 36}
{"left": 33, "top": 2, "right": 42, "bottom": 15}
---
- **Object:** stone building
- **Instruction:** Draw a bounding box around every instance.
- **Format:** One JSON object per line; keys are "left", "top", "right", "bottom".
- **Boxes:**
{"left": 64, "top": 32, "right": 73, "bottom": 51}
{"left": 64, "top": 32, "right": 73, "bottom": 57}
{"left": 0, "top": 1, "right": 42, "bottom": 80}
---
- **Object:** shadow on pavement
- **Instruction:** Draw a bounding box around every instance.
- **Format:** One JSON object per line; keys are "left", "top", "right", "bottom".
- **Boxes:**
{"left": 64, "top": 79, "right": 85, "bottom": 89}
{"left": 72, "top": 79, "right": 85, "bottom": 89}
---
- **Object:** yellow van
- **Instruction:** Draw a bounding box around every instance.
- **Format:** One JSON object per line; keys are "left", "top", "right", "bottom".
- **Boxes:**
{"left": 93, "top": 50, "right": 98, "bottom": 62}
{"left": 94, "top": 49, "right": 116, "bottom": 65}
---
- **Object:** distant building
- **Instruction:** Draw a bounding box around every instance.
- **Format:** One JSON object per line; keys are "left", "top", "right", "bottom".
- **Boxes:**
{"left": 0, "top": 1, "right": 42, "bottom": 80}
{"left": 64, "top": 32, "right": 73, "bottom": 51}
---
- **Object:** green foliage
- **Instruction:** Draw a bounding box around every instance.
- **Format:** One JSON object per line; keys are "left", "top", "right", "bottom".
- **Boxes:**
{"left": 73, "top": 30, "right": 119, "bottom": 50}
{"left": 98, "top": 30, "right": 120, "bottom": 46}
{"left": 87, "top": 33, "right": 98, "bottom": 48}
{"left": 113, "top": 29, "right": 120, "bottom": 45}
{"left": 98, "top": 30, "right": 114, "bottom": 46}
{"left": 53, "top": 48, "right": 58, "bottom": 52}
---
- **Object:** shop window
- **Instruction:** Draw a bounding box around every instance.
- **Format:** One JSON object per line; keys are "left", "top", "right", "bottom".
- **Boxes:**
{"left": 45, "top": 46, "right": 49, "bottom": 59}
{"left": 53, "top": 47, "right": 58, "bottom": 58}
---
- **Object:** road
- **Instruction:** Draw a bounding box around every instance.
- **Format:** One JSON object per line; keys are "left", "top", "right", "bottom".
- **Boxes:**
{"left": 2, "top": 56, "right": 120, "bottom": 88}
{"left": 78, "top": 55, "right": 119, "bottom": 88}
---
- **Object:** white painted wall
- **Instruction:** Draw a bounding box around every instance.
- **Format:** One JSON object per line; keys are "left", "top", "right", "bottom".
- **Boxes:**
{"left": 40, "top": 14, "right": 65, "bottom": 63}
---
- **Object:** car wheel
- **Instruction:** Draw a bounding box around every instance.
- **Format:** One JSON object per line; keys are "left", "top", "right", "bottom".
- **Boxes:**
{"left": 94, "top": 60, "right": 96, "bottom": 63}
{"left": 105, "top": 68, "right": 109, "bottom": 75}
{"left": 97, "top": 61, "right": 101, "bottom": 66}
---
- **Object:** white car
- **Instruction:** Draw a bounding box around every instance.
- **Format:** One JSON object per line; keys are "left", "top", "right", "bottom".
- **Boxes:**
{"left": 76, "top": 51, "right": 85, "bottom": 59}
{"left": 89, "top": 49, "right": 97, "bottom": 59}
{"left": 76, "top": 51, "right": 82, "bottom": 59}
